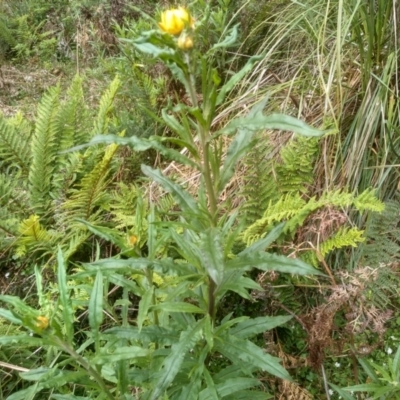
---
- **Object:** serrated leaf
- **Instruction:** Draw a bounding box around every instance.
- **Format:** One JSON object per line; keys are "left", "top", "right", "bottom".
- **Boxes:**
{"left": 0, "top": 334, "right": 44, "bottom": 346}
{"left": 57, "top": 248, "right": 74, "bottom": 343}
{"left": 0, "top": 308, "right": 22, "bottom": 324}
{"left": 92, "top": 346, "right": 149, "bottom": 364}
{"left": 137, "top": 286, "right": 154, "bottom": 332}
{"left": 216, "top": 55, "right": 263, "bottom": 105}
{"left": 150, "top": 318, "right": 206, "bottom": 400}
{"left": 215, "top": 335, "right": 291, "bottom": 381}
{"left": 142, "top": 165, "right": 200, "bottom": 218}
{"left": 224, "top": 113, "right": 325, "bottom": 137}
{"left": 6, "top": 384, "right": 41, "bottom": 400}
{"left": 227, "top": 252, "right": 323, "bottom": 276}
{"left": 230, "top": 316, "right": 292, "bottom": 339}
{"left": 89, "top": 270, "right": 103, "bottom": 333}
{"left": 327, "top": 383, "right": 356, "bottom": 400}
{"left": 215, "top": 378, "right": 261, "bottom": 397}
{"left": 225, "top": 390, "right": 272, "bottom": 400}
{"left": 75, "top": 219, "right": 127, "bottom": 250}
{"left": 150, "top": 302, "right": 205, "bottom": 314}
{"left": 218, "top": 128, "right": 256, "bottom": 192}
{"left": 239, "top": 222, "right": 285, "bottom": 255}
{"left": 211, "top": 24, "right": 239, "bottom": 51}
{"left": 200, "top": 228, "right": 225, "bottom": 285}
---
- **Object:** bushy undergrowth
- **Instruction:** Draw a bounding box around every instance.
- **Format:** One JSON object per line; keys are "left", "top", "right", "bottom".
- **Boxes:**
{"left": 0, "top": 0, "right": 399, "bottom": 399}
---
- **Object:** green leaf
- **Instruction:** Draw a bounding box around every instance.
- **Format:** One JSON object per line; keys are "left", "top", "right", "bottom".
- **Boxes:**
{"left": 230, "top": 316, "right": 292, "bottom": 339}
{"left": 57, "top": 248, "right": 74, "bottom": 343}
{"left": 218, "top": 127, "right": 256, "bottom": 192}
{"left": 215, "top": 334, "right": 291, "bottom": 381}
{"left": 142, "top": 165, "right": 201, "bottom": 219}
{"left": 0, "top": 334, "right": 44, "bottom": 346}
{"left": 151, "top": 302, "right": 205, "bottom": 314}
{"left": 225, "top": 391, "right": 272, "bottom": 400}
{"left": 150, "top": 318, "right": 206, "bottom": 400}
{"left": 75, "top": 219, "right": 127, "bottom": 250}
{"left": 327, "top": 383, "right": 356, "bottom": 400}
{"left": 394, "top": 344, "right": 400, "bottom": 373}
{"left": 227, "top": 252, "right": 323, "bottom": 276}
{"left": 0, "top": 308, "right": 22, "bottom": 324}
{"left": 6, "top": 384, "right": 41, "bottom": 400}
{"left": 216, "top": 55, "right": 263, "bottom": 106}
{"left": 239, "top": 222, "right": 285, "bottom": 255}
{"left": 200, "top": 228, "right": 225, "bottom": 285}
{"left": 51, "top": 395, "right": 90, "bottom": 400}
{"left": 211, "top": 25, "right": 239, "bottom": 51}
{"left": 137, "top": 286, "right": 154, "bottom": 332}
{"left": 341, "top": 383, "right": 385, "bottom": 392}
{"left": 89, "top": 270, "right": 103, "bottom": 333}
{"left": 224, "top": 113, "right": 325, "bottom": 137}
{"left": 215, "top": 378, "right": 261, "bottom": 397}
{"left": 92, "top": 346, "right": 149, "bottom": 364}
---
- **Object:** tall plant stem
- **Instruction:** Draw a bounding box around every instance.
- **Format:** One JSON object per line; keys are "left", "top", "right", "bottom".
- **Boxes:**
{"left": 185, "top": 53, "right": 218, "bottom": 321}
{"left": 53, "top": 337, "right": 115, "bottom": 400}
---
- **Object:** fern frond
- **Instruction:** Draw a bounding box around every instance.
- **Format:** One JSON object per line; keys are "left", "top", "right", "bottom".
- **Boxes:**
{"left": 63, "top": 143, "right": 120, "bottom": 223}
{"left": 28, "top": 85, "right": 61, "bottom": 217}
{"left": 320, "top": 227, "right": 365, "bottom": 256}
{"left": 360, "top": 199, "right": 400, "bottom": 266}
{"left": 353, "top": 188, "right": 385, "bottom": 212}
{"left": 275, "top": 136, "right": 319, "bottom": 193}
{"left": 93, "top": 76, "right": 120, "bottom": 135}
{"left": 0, "top": 114, "right": 32, "bottom": 173}
{"left": 15, "top": 215, "right": 53, "bottom": 257}
{"left": 57, "top": 75, "right": 90, "bottom": 152}
{"left": 243, "top": 193, "right": 306, "bottom": 245}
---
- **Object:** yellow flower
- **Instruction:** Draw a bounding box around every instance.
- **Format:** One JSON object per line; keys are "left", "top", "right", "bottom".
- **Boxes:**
{"left": 177, "top": 34, "right": 194, "bottom": 51}
{"left": 158, "top": 7, "right": 193, "bottom": 35}
{"left": 35, "top": 316, "right": 49, "bottom": 330}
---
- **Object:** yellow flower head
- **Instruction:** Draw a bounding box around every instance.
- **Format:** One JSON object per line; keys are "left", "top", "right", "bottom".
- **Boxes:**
{"left": 177, "top": 33, "right": 194, "bottom": 51}
{"left": 35, "top": 316, "right": 49, "bottom": 331}
{"left": 158, "top": 7, "right": 193, "bottom": 35}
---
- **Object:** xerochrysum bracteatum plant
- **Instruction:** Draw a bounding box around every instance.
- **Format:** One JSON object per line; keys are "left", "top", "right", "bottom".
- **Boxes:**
{"left": 0, "top": 6, "right": 326, "bottom": 399}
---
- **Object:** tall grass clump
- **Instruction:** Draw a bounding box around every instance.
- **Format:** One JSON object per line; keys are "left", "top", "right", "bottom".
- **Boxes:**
{"left": 237, "top": 0, "right": 399, "bottom": 199}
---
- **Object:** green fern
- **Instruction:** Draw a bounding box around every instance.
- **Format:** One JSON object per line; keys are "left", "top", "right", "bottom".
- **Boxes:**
{"left": 275, "top": 136, "right": 319, "bottom": 194}
{"left": 93, "top": 76, "right": 121, "bottom": 135}
{"left": 0, "top": 113, "right": 32, "bottom": 174}
{"left": 359, "top": 198, "right": 400, "bottom": 266}
{"left": 28, "top": 85, "right": 61, "bottom": 218}
{"left": 303, "top": 227, "right": 365, "bottom": 266}
{"left": 240, "top": 134, "right": 319, "bottom": 225}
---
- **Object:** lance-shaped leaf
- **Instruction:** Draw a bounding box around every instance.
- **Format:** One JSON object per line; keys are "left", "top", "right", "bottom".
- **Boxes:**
{"left": 92, "top": 346, "right": 150, "bottom": 364}
{"left": 57, "top": 248, "right": 74, "bottom": 343}
{"left": 226, "top": 252, "right": 324, "bottom": 276}
{"left": 137, "top": 286, "right": 154, "bottom": 332}
{"left": 215, "top": 334, "right": 291, "bottom": 381}
{"left": 150, "top": 302, "right": 205, "bottom": 314}
{"left": 223, "top": 113, "right": 325, "bottom": 137}
{"left": 200, "top": 228, "right": 225, "bottom": 285}
{"left": 89, "top": 270, "right": 103, "bottom": 335}
{"left": 76, "top": 219, "right": 127, "bottom": 250}
{"left": 239, "top": 222, "right": 285, "bottom": 255}
{"left": 150, "top": 318, "right": 206, "bottom": 400}
{"left": 142, "top": 165, "right": 203, "bottom": 222}
{"left": 230, "top": 315, "right": 292, "bottom": 339}
{"left": 218, "top": 127, "right": 256, "bottom": 192}
{"left": 214, "top": 378, "right": 261, "bottom": 397}
{"left": 210, "top": 24, "right": 239, "bottom": 51}
{"left": 216, "top": 54, "right": 264, "bottom": 106}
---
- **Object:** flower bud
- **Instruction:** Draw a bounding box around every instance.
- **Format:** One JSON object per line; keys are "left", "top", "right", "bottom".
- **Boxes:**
{"left": 36, "top": 316, "right": 49, "bottom": 330}
{"left": 177, "top": 34, "right": 194, "bottom": 50}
